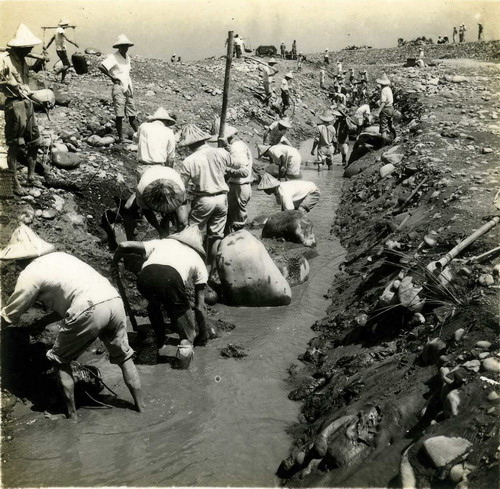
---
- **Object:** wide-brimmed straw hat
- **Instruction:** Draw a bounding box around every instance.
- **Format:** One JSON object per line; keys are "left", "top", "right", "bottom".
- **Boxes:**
{"left": 178, "top": 124, "right": 212, "bottom": 147}
{"left": 319, "top": 112, "right": 335, "bottom": 123}
{"left": 257, "top": 172, "right": 281, "bottom": 190}
{"left": 113, "top": 34, "right": 134, "bottom": 48}
{"left": 147, "top": 107, "right": 176, "bottom": 124}
{"left": 58, "top": 18, "right": 70, "bottom": 27}
{"left": 168, "top": 225, "right": 206, "bottom": 258}
{"left": 278, "top": 117, "right": 292, "bottom": 128}
{"left": 268, "top": 57, "right": 278, "bottom": 65}
{"left": 0, "top": 224, "right": 55, "bottom": 260}
{"left": 284, "top": 72, "right": 294, "bottom": 79}
{"left": 7, "top": 24, "right": 42, "bottom": 48}
{"left": 257, "top": 144, "right": 271, "bottom": 159}
{"left": 209, "top": 125, "right": 238, "bottom": 142}
{"left": 137, "top": 178, "right": 185, "bottom": 213}
{"left": 376, "top": 73, "right": 391, "bottom": 86}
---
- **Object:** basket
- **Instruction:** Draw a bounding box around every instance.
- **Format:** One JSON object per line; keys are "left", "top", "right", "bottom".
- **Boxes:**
{"left": 0, "top": 170, "right": 14, "bottom": 199}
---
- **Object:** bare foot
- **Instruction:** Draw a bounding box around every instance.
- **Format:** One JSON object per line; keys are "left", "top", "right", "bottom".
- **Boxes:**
{"left": 13, "top": 185, "right": 27, "bottom": 196}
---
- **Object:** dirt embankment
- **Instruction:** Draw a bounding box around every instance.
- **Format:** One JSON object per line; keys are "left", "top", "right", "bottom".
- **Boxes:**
{"left": 278, "top": 57, "right": 500, "bottom": 487}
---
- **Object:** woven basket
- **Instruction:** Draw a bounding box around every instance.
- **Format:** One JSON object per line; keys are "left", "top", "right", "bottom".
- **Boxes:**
{"left": 0, "top": 170, "right": 14, "bottom": 199}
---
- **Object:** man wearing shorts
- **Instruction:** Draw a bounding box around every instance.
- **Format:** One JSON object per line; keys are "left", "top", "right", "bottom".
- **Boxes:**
{"left": 0, "top": 225, "right": 143, "bottom": 421}
{"left": 311, "top": 111, "right": 339, "bottom": 170}
{"left": 258, "top": 143, "right": 302, "bottom": 180}
{"left": 0, "top": 24, "right": 44, "bottom": 195}
{"left": 44, "top": 19, "right": 79, "bottom": 84}
{"left": 258, "top": 173, "right": 321, "bottom": 213}
{"left": 99, "top": 34, "right": 138, "bottom": 142}
{"left": 263, "top": 117, "right": 292, "bottom": 146}
{"left": 112, "top": 226, "right": 209, "bottom": 364}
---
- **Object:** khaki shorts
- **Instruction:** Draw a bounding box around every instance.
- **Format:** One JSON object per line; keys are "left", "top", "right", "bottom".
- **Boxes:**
{"left": 189, "top": 193, "right": 228, "bottom": 239}
{"left": 47, "top": 297, "right": 134, "bottom": 365}
{"left": 297, "top": 189, "right": 321, "bottom": 213}
{"left": 4, "top": 99, "right": 41, "bottom": 147}
{"left": 112, "top": 84, "right": 137, "bottom": 118}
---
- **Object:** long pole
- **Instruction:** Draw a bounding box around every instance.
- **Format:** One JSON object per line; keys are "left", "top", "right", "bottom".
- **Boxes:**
{"left": 218, "top": 30, "right": 234, "bottom": 147}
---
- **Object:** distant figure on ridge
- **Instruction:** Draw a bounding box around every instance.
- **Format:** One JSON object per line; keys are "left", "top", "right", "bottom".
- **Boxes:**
{"left": 324, "top": 48, "right": 329, "bottom": 64}
{"left": 99, "top": 34, "right": 138, "bottom": 142}
{"left": 280, "top": 41, "right": 286, "bottom": 59}
{"left": 453, "top": 26, "right": 458, "bottom": 43}
{"left": 170, "top": 53, "right": 176, "bottom": 63}
{"left": 478, "top": 23, "right": 484, "bottom": 41}
{"left": 291, "top": 40, "right": 297, "bottom": 59}
{"left": 44, "top": 18, "right": 79, "bottom": 84}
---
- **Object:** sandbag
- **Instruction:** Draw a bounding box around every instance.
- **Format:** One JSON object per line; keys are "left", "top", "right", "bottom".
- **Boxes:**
{"left": 52, "top": 151, "right": 82, "bottom": 169}
{"left": 216, "top": 229, "right": 291, "bottom": 307}
{"left": 30, "top": 89, "right": 55, "bottom": 109}
{"left": 71, "top": 52, "right": 88, "bottom": 75}
{"left": 84, "top": 47, "right": 101, "bottom": 56}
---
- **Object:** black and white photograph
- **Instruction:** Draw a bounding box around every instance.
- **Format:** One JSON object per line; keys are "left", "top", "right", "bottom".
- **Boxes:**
{"left": 0, "top": 0, "right": 499, "bottom": 487}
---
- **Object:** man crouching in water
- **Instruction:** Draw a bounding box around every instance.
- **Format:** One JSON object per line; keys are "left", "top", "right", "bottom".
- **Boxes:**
{"left": 0, "top": 225, "right": 144, "bottom": 421}
{"left": 112, "top": 225, "right": 209, "bottom": 368}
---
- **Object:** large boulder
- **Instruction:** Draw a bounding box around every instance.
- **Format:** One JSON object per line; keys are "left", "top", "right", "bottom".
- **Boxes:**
{"left": 216, "top": 230, "right": 291, "bottom": 306}
{"left": 262, "top": 210, "right": 316, "bottom": 247}
{"left": 52, "top": 151, "right": 82, "bottom": 169}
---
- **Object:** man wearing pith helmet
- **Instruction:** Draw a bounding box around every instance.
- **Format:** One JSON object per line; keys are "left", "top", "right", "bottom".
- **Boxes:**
{"left": 99, "top": 34, "right": 138, "bottom": 142}
{"left": 0, "top": 225, "right": 144, "bottom": 421}
{"left": 0, "top": 23, "right": 45, "bottom": 195}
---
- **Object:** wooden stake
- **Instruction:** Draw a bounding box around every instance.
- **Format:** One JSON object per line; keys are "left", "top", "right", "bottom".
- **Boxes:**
{"left": 218, "top": 31, "right": 234, "bottom": 147}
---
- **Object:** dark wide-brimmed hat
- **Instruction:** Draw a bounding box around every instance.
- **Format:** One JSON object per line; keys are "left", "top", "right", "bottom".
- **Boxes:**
{"left": 0, "top": 224, "right": 55, "bottom": 260}
{"left": 278, "top": 117, "right": 292, "bottom": 128}
{"left": 147, "top": 107, "right": 176, "bottom": 124}
{"left": 178, "top": 124, "right": 212, "bottom": 147}
{"left": 168, "top": 225, "right": 206, "bottom": 257}
{"left": 138, "top": 178, "right": 185, "bottom": 213}
{"left": 319, "top": 112, "right": 335, "bottom": 123}
{"left": 257, "top": 172, "right": 281, "bottom": 190}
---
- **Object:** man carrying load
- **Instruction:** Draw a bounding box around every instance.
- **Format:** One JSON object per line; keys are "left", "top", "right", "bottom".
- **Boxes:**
{"left": 44, "top": 18, "right": 79, "bottom": 84}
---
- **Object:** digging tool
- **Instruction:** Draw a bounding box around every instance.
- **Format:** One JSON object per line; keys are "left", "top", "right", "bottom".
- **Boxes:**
{"left": 218, "top": 31, "right": 234, "bottom": 148}
{"left": 466, "top": 245, "right": 500, "bottom": 265}
{"left": 113, "top": 264, "right": 138, "bottom": 332}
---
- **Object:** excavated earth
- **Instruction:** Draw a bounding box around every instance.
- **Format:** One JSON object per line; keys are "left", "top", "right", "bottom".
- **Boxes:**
{"left": 0, "top": 41, "right": 499, "bottom": 488}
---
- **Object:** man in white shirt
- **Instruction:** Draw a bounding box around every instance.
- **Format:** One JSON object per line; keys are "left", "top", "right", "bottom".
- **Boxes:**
{"left": 214, "top": 126, "right": 253, "bottom": 233}
{"left": 122, "top": 165, "right": 188, "bottom": 240}
{"left": 1, "top": 225, "right": 143, "bottom": 421}
{"left": 179, "top": 124, "right": 247, "bottom": 269}
{"left": 311, "top": 111, "right": 339, "bottom": 170}
{"left": 259, "top": 57, "right": 278, "bottom": 105}
{"left": 44, "top": 19, "right": 79, "bottom": 83}
{"left": 353, "top": 102, "right": 374, "bottom": 136}
{"left": 258, "top": 143, "right": 302, "bottom": 180}
{"left": 376, "top": 73, "right": 397, "bottom": 141}
{"left": 112, "top": 226, "right": 209, "bottom": 365}
{"left": 263, "top": 117, "right": 292, "bottom": 146}
{"left": 257, "top": 173, "right": 320, "bottom": 213}
{"left": 136, "top": 107, "right": 176, "bottom": 168}
{"left": 98, "top": 34, "right": 138, "bottom": 142}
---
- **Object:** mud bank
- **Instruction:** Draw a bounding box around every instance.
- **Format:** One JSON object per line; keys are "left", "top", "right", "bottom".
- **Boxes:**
{"left": 279, "top": 60, "right": 500, "bottom": 488}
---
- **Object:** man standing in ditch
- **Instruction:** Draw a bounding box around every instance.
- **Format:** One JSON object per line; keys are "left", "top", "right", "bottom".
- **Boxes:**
{"left": 99, "top": 34, "right": 138, "bottom": 142}
{"left": 0, "top": 225, "right": 144, "bottom": 421}
{"left": 376, "top": 73, "right": 397, "bottom": 143}
{"left": 0, "top": 24, "right": 45, "bottom": 196}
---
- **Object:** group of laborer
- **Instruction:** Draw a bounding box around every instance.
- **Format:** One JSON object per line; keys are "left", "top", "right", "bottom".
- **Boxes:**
{"left": 0, "top": 22, "right": 397, "bottom": 422}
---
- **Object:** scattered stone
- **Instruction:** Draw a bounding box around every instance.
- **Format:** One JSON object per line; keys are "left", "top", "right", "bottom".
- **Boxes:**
{"left": 423, "top": 436, "right": 472, "bottom": 467}
{"left": 41, "top": 209, "right": 57, "bottom": 220}
{"left": 445, "top": 389, "right": 461, "bottom": 416}
{"left": 220, "top": 343, "right": 248, "bottom": 359}
{"left": 463, "top": 360, "right": 480, "bottom": 372}
{"left": 487, "top": 391, "right": 499, "bottom": 402}
{"left": 454, "top": 328, "right": 465, "bottom": 342}
{"left": 482, "top": 357, "right": 500, "bottom": 373}
{"left": 380, "top": 163, "right": 396, "bottom": 178}
{"left": 481, "top": 147, "right": 493, "bottom": 154}
{"left": 478, "top": 274, "right": 494, "bottom": 286}
{"left": 476, "top": 341, "right": 492, "bottom": 350}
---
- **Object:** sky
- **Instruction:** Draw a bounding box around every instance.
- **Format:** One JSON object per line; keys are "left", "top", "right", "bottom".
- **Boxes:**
{"left": 1, "top": 0, "right": 499, "bottom": 61}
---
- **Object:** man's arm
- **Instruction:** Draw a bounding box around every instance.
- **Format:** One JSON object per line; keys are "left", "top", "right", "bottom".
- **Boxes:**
{"left": 62, "top": 32, "right": 79, "bottom": 48}
{"left": 112, "top": 241, "right": 146, "bottom": 268}
{"left": 44, "top": 35, "right": 55, "bottom": 50}
{"left": 278, "top": 154, "right": 287, "bottom": 180}
{"left": 194, "top": 285, "right": 208, "bottom": 343}
{"left": 1, "top": 271, "right": 40, "bottom": 325}
{"left": 98, "top": 61, "right": 120, "bottom": 84}
{"left": 262, "top": 126, "right": 270, "bottom": 144}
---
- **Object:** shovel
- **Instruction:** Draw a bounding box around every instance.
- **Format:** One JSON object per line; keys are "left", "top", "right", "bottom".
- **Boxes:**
{"left": 113, "top": 263, "right": 138, "bottom": 332}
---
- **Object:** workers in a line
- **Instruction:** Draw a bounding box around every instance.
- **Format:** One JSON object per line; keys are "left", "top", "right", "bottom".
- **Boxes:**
{"left": 0, "top": 225, "right": 144, "bottom": 421}
{"left": 98, "top": 34, "right": 138, "bottom": 142}
{"left": 112, "top": 225, "right": 209, "bottom": 366}
{"left": 44, "top": 18, "right": 79, "bottom": 84}
{"left": 0, "top": 24, "right": 45, "bottom": 195}
{"left": 257, "top": 173, "right": 321, "bottom": 213}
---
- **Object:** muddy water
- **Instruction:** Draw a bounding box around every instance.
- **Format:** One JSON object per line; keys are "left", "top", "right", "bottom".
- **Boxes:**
{"left": 4, "top": 141, "right": 345, "bottom": 487}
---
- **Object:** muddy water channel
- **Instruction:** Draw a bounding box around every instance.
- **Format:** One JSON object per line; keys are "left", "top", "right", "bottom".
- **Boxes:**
{"left": 4, "top": 145, "right": 345, "bottom": 487}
